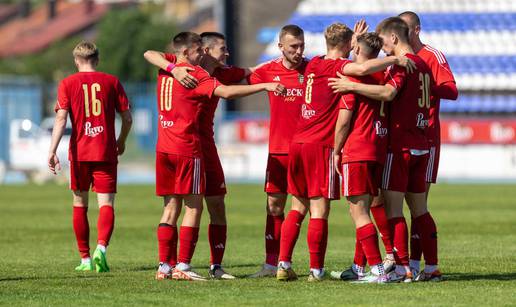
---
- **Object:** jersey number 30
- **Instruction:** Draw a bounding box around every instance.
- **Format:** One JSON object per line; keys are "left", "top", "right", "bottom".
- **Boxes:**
{"left": 82, "top": 83, "right": 102, "bottom": 117}
{"left": 418, "top": 73, "right": 431, "bottom": 109}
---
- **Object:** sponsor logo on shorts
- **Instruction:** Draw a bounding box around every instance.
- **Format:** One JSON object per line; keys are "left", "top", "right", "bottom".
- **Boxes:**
{"left": 375, "top": 120, "right": 388, "bottom": 137}
{"left": 301, "top": 104, "right": 316, "bottom": 119}
{"left": 159, "top": 115, "right": 174, "bottom": 128}
{"left": 84, "top": 122, "right": 104, "bottom": 137}
{"left": 416, "top": 113, "right": 429, "bottom": 129}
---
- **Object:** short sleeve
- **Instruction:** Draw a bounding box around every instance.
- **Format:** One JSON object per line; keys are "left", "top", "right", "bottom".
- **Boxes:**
{"left": 247, "top": 65, "right": 266, "bottom": 85}
{"left": 55, "top": 80, "right": 69, "bottom": 112}
{"left": 194, "top": 70, "right": 222, "bottom": 99}
{"left": 165, "top": 53, "right": 177, "bottom": 63}
{"left": 214, "top": 66, "right": 247, "bottom": 85}
{"left": 337, "top": 59, "right": 352, "bottom": 75}
{"left": 431, "top": 55, "right": 455, "bottom": 86}
{"left": 339, "top": 93, "right": 356, "bottom": 110}
{"left": 385, "top": 65, "right": 406, "bottom": 91}
{"left": 114, "top": 79, "right": 130, "bottom": 112}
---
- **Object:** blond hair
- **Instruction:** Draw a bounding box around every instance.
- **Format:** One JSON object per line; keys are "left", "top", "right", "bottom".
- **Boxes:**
{"left": 72, "top": 41, "right": 99, "bottom": 62}
{"left": 324, "top": 23, "right": 353, "bottom": 48}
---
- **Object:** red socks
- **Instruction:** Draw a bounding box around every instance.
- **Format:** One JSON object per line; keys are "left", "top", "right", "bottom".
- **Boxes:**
{"left": 353, "top": 236, "right": 367, "bottom": 267}
{"left": 307, "top": 218, "right": 328, "bottom": 269}
{"left": 97, "top": 205, "right": 114, "bottom": 246}
{"left": 73, "top": 206, "right": 90, "bottom": 259}
{"left": 178, "top": 226, "right": 199, "bottom": 264}
{"left": 388, "top": 217, "right": 409, "bottom": 266}
{"left": 356, "top": 223, "right": 382, "bottom": 266}
{"left": 414, "top": 212, "right": 438, "bottom": 265}
{"left": 265, "top": 214, "right": 284, "bottom": 266}
{"left": 410, "top": 217, "right": 422, "bottom": 262}
{"left": 208, "top": 224, "right": 227, "bottom": 265}
{"left": 278, "top": 210, "right": 305, "bottom": 263}
{"left": 157, "top": 224, "right": 178, "bottom": 265}
{"left": 370, "top": 204, "right": 393, "bottom": 254}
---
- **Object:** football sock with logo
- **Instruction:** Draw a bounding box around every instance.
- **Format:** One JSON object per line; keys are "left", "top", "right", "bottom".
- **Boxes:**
{"left": 97, "top": 205, "right": 114, "bottom": 247}
{"left": 157, "top": 223, "right": 175, "bottom": 264}
{"left": 388, "top": 217, "right": 409, "bottom": 267}
{"left": 415, "top": 212, "right": 438, "bottom": 267}
{"left": 265, "top": 214, "right": 284, "bottom": 266}
{"left": 357, "top": 223, "right": 383, "bottom": 267}
{"left": 73, "top": 206, "right": 90, "bottom": 259}
{"left": 410, "top": 216, "right": 423, "bottom": 265}
{"left": 307, "top": 218, "right": 328, "bottom": 270}
{"left": 208, "top": 224, "right": 227, "bottom": 266}
{"left": 178, "top": 226, "right": 199, "bottom": 265}
{"left": 370, "top": 204, "right": 393, "bottom": 254}
{"left": 278, "top": 210, "right": 305, "bottom": 263}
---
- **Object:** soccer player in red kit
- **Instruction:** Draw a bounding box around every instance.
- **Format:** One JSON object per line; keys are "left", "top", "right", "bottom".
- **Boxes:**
{"left": 150, "top": 32, "right": 284, "bottom": 281}
{"left": 247, "top": 25, "right": 309, "bottom": 278}
{"left": 330, "top": 17, "right": 437, "bottom": 282}
{"left": 330, "top": 33, "right": 390, "bottom": 283}
{"left": 276, "top": 22, "right": 415, "bottom": 282}
{"left": 400, "top": 11, "right": 458, "bottom": 281}
{"left": 145, "top": 31, "right": 251, "bottom": 279}
{"left": 48, "top": 41, "right": 133, "bottom": 272}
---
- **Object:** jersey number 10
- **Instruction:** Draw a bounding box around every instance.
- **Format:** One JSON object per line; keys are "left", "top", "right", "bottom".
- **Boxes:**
{"left": 82, "top": 83, "right": 102, "bottom": 117}
{"left": 160, "top": 77, "right": 174, "bottom": 111}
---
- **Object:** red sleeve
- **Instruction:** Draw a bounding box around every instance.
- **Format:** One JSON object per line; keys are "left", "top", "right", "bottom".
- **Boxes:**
{"left": 114, "top": 79, "right": 130, "bottom": 112}
{"left": 427, "top": 54, "right": 457, "bottom": 100}
{"left": 433, "top": 82, "right": 458, "bottom": 100}
{"left": 194, "top": 70, "right": 222, "bottom": 99}
{"left": 55, "top": 80, "right": 69, "bottom": 112}
{"left": 247, "top": 65, "right": 266, "bottom": 85}
{"left": 385, "top": 65, "right": 406, "bottom": 91}
{"left": 339, "top": 94, "right": 356, "bottom": 110}
{"left": 214, "top": 66, "right": 247, "bottom": 85}
{"left": 337, "top": 59, "right": 352, "bottom": 75}
{"left": 164, "top": 53, "right": 177, "bottom": 63}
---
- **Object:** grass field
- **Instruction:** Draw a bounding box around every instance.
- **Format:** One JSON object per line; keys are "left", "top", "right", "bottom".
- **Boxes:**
{"left": 1, "top": 183, "right": 515, "bottom": 306}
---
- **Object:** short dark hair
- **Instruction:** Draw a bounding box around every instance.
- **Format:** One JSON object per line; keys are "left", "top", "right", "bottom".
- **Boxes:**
{"left": 172, "top": 32, "right": 202, "bottom": 53}
{"left": 324, "top": 23, "right": 353, "bottom": 48}
{"left": 375, "top": 17, "right": 409, "bottom": 43}
{"left": 279, "top": 24, "right": 304, "bottom": 40}
{"left": 398, "top": 11, "right": 421, "bottom": 27}
{"left": 200, "top": 32, "right": 226, "bottom": 48}
{"left": 356, "top": 32, "right": 383, "bottom": 57}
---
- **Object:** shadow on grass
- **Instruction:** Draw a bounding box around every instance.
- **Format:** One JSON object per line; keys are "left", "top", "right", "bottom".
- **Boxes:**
{"left": 130, "top": 263, "right": 260, "bottom": 273}
{"left": 445, "top": 272, "right": 516, "bottom": 281}
{"left": 0, "top": 274, "right": 113, "bottom": 282}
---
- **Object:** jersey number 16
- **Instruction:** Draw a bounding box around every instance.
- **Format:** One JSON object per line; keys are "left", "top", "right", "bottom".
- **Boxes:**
{"left": 82, "top": 83, "right": 102, "bottom": 117}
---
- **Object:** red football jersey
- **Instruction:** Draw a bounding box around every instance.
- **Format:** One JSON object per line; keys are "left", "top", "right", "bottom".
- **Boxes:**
{"left": 384, "top": 53, "right": 432, "bottom": 152}
{"left": 248, "top": 57, "right": 307, "bottom": 154}
{"left": 291, "top": 56, "right": 350, "bottom": 147}
{"left": 340, "top": 72, "right": 388, "bottom": 163}
{"left": 417, "top": 45, "right": 456, "bottom": 145}
{"left": 156, "top": 62, "right": 221, "bottom": 157}
{"left": 55, "top": 72, "right": 130, "bottom": 162}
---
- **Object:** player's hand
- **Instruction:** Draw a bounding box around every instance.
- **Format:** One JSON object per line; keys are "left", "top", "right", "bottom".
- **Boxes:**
{"left": 172, "top": 66, "right": 198, "bottom": 89}
{"left": 334, "top": 153, "right": 342, "bottom": 176}
{"left": 397, "top": 56, "right": 416, "bottom": 73}
{"left": 328, "top": 72, "right": 354, "bottom": 93}
{"left": 48, "top": 153, "right": 61, "bottom": 175}
{"left": 265, "top": 82, "right": 286, "bottom": 95}
{"left": 352, "top": 19, "right": 369, "bottom": 49}
{"left": 116, "top": 140, "right": 126, "bottom": 155}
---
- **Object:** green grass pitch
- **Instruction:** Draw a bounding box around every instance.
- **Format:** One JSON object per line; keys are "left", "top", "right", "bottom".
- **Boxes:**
{"left": 1, "top": 183, "right": 515, "bottom": 306}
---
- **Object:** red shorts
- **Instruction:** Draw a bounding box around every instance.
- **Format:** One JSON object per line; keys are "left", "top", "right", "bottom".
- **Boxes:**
{"left": 70, "top": 161, "right": 117, "bottom": 193}
{"left": 287, "top": 143, "right": 340, "bottom": 200}
{"left": 425, "top": 145, "right": 440, "bottom": 184}
{"left": 264, "top": 153, "right": 289, "bottom": 194}
{"left": 341, "top": 161, "right": 382, "bottom": 197}
{"left": 156, "top": 152, "right": 205, "bottom": 196}
{"left": 204, "top": 152, "right": 226, "bottom": 197}
{"left": 381, "top": 150, "right": 429, "bottom": 193}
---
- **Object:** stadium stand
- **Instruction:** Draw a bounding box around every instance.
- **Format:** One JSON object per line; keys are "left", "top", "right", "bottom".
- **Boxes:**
{"left": 257, "top": 0, "right": 516, "bottom": 112}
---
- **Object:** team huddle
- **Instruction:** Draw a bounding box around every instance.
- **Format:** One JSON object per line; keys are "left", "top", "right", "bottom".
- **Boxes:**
{"left": 48, "top": 11, "right": 457, "bottom": 283}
